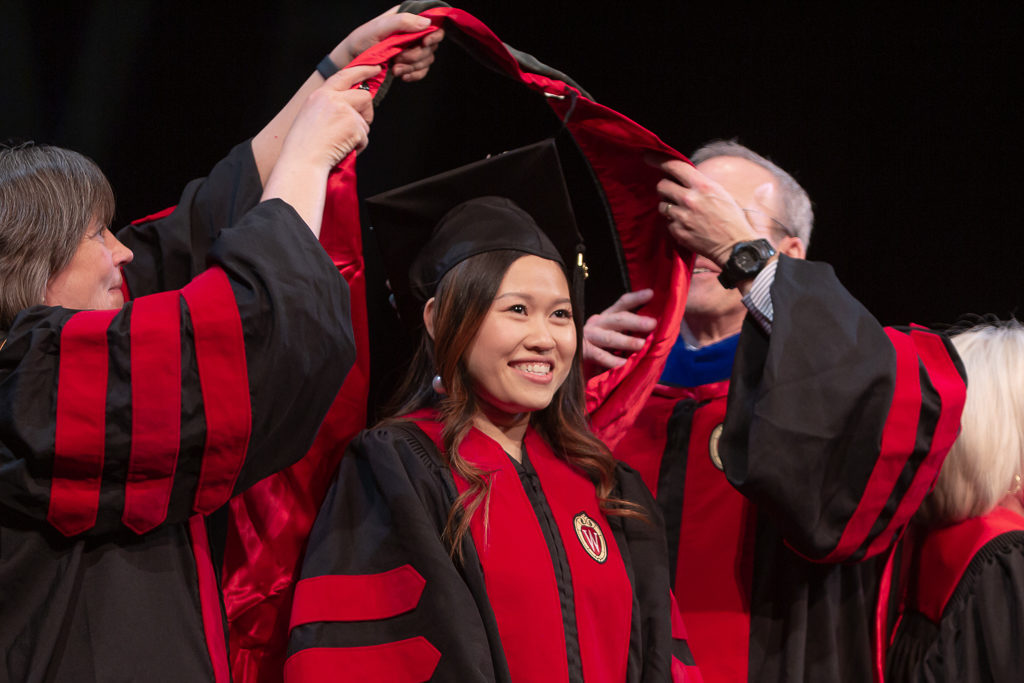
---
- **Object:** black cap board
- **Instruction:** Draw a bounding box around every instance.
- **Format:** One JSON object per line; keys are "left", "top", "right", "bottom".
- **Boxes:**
{"left": 366, "top": 138, "right": 586, "bottom": 330}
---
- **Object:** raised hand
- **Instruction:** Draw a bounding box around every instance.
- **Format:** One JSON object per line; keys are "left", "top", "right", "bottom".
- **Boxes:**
{"left": 647, "top": 154, "right": 759, "bottom": 268}
{"left": 582, "top": 288, "right": 657, "bottom": 370}
{"left": 332, "top": 6, "right": 445, "bottom": 82}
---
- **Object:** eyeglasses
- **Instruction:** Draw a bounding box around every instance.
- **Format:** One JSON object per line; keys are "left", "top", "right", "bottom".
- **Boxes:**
{"left": 742, "top": 208, "right": 795, "bottom": 240}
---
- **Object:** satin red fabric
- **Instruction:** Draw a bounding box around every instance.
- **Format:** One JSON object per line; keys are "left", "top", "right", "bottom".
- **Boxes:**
{"left": 222, "top": 7, "right": 692, "bottom": 681}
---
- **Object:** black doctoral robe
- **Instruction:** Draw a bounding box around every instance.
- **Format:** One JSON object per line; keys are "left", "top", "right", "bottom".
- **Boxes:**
{"left": 0, "top": 142, "right": 354, "bottom": 682}
{"left": 286, "top": 415, "right": 696, "bottom": 682}
{"left": 886, "top": 507, "right": 1024, "bottom": 682}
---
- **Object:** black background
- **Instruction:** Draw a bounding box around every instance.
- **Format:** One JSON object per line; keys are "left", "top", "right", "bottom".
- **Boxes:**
{"left": 2, "top": 2, "right": 1021, "bottom": 327}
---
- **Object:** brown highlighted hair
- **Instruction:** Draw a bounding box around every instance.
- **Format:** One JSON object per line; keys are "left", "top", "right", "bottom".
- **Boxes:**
{"left": 387, "top": 250, "right": 642, "bottom": 558}
{"left": 0, "top": 143, "right": 115, "bottom": 328}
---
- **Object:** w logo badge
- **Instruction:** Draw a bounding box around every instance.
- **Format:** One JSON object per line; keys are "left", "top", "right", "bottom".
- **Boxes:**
{"left": 573, "top": 512, "right": 608, "bottom": 563}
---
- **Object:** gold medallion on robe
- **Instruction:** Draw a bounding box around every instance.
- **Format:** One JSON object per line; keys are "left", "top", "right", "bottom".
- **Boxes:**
{"left": 709, "top": 423, "right": 725, "bottom": 471}
{"left": 573, "top": 512, "right": 608, "bottom": 563}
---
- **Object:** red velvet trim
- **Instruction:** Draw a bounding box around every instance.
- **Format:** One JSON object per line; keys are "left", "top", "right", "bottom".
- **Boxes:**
{"left": 527, "top": 429, "right": 633, "bottom": 683}
{"left": 416, "top": 419, "right": 572, "bottom": 683}
{"left": 914, "top": 507, "right": 1024, "bottom": 623}
{"left": 181, "top": 268, "right": 252, "bottom": 514}
{"left": 189, "top": 515, "right": 231, "bottom": 683}
{"left": 675, "top": 393, "right": 753, "bottom": 683}
{"left": 123, "top": 291, "right": 182, "bottom": 533}
{"left": 130, "top": 204, "right": 176, "bottom": 225}
{"left": 289, "top": 565, "right": 426, "bottom": 629}
{"left": 873, "top": 540, "right": 900, "bottom": 683}
{"left": 284, "top": 639, "right": 440, "bottom": 683}
{"left": 817, "top": 328, "right": 921, "bottom": 562}
{"left": 862, "top": 329, "right": 967, "bottom": 559}
{"left": 49, "top": 309, "right": 118, "bottom": 536}
{"left": 414, "top": 416, "right": 634, "bottom": 683}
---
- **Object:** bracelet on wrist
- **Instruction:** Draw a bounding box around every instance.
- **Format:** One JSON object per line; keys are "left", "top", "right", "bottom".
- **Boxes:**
{"left": 316, "top": 54, "right": 339, "bottom": 80}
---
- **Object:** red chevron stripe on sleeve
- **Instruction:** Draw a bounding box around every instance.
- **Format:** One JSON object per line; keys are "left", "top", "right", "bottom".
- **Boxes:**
{"left": 289, "top": 566, "right": 426, "bottom": 629}
{"left": 817, "top": 328, "right": 965, "bottom": 563}
{"left": 123, "top": 290, "right": 183, "bottom": 533}
{"left": 181, "top": 267, "right": 252, "bottom": 514}
{"left": 861, "top": 329, "right": 967, "bottom": 559}
{"left": 49, "top": 309, "right": 119, "bottom": 536}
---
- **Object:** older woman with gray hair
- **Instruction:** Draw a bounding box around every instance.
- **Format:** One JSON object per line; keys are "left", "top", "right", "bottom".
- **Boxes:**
{"left": 886, "top": 319, "right": 1024, "bottom": 682}
{"left": 0, "top": 144, "right": 121, "bottom": 321}
{"left": 0, "top": 8, "right": 442, "bottom": 681}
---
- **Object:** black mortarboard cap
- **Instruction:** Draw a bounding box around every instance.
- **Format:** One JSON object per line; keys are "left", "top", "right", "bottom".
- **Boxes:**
{"left": 366, "top": 138, "right": 586, "bottom": 329}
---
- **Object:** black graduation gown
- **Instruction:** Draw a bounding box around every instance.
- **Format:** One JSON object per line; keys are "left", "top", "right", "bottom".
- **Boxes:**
{"left": 0, "top": 142, "right": 355, "bottom": 682}
{"left": 286, "top": 417, "right": 692, "bottom": 682}
{"left": 612, "top": 256, "right": 967, "bottom": 683}
{"left": 886, "top": 508, "right": 1024, "bottom": 682}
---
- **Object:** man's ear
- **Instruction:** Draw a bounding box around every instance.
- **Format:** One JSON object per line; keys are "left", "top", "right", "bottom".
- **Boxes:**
{"left": 423, "top": 297, "right": 437, "bottom": 340}
{"left": 777, "top": 235, "right": 807, "bottom": 260}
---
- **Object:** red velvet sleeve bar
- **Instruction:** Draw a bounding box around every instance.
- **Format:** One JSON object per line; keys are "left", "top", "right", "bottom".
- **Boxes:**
{"left": 817, "top": 327, "right": 966, "bottom": 563}
{"left": 181, "top": 267, "right": 252, "bottom": 515}
{"left": 722, "top": 257, "right": 968, "bottom": 562}
{"left": 123, "top": 290, "right": 182, "bottom": 533}
{"left": 814, "top": 328, "right": 923, "bottom": 563}
{"left": 46, "top": 268, "right": 252, "bottom": 537}
{"left": 861, "top": 329, "right": 966, "bottom": 560}
{"left": 49, "top": 309, "right": 119, "bottom": 536}
{"left": 290, "top": 566, "right": 426, "bottom": 628}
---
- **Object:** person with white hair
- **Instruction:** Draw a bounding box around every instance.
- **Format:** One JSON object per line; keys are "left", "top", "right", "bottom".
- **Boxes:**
{"left": 886, "top": 319, "right": 1024, "bottom": 682}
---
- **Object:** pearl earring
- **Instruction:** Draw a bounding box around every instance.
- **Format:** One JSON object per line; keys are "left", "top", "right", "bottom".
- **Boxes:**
{"left": 432, "top": 375, "right": 447, "bottom": 395}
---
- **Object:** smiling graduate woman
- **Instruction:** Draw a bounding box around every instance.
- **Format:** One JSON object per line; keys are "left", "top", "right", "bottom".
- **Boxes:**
{"left": 284, "top": 144, "right": 694, "bottom": 683}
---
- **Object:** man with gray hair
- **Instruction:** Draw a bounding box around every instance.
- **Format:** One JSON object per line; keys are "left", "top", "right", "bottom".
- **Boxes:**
{"left": 584, "top": 141, "right": 965, "bottom": 682}
{"left": 584, "top": 140, "right": 811, "bottom": 368}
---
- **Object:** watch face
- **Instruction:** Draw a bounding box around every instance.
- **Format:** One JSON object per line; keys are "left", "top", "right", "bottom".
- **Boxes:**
{"left": 720, "top": 239, "right": 775, "bottom": 288}
{"left": 735, "top": 247, "right": 757, "bottom": 271}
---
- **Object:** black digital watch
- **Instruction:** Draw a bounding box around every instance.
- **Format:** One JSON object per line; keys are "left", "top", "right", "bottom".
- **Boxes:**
{"left": 717, "top": 239, "right": 776, "bottom": 289}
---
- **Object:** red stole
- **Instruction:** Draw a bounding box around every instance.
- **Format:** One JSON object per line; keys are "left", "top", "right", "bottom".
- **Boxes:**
{"left": 912, "top": 505, "right": 1024, "bottom": 622}
{"left": 414, "top": 415, "right": 632, "bottom": 682}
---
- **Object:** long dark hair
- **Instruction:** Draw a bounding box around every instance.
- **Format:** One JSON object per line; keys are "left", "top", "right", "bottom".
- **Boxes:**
{"left": 386, "top": 250, "right": 642, "bottom": 557}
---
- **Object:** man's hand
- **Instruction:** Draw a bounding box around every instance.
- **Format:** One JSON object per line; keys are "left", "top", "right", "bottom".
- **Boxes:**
{"left": 646, "top": 154, "right": 759, "bottom": 268}
{"left": 332, "top": 6, "right": 445, "bottom": 82}
{"left": 583, "top": 289, "right": 657, "bottom": 371}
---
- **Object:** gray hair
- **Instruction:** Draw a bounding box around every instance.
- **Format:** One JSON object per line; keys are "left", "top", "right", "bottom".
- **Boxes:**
{"left": 919, "top": 320, "right": 1024, "bottom": 525}
{"left": 0, "top": 143, "right": 115, "bottom": 328}
{"left": 690, "top": 140, "right": 814, "bottom": 249}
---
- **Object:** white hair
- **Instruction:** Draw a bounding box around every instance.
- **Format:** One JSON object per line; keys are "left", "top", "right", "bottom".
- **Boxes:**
{"left": 920, "top": 320, "right": 1024, "bottom": 525}
{"left": 690, "top": 139, "right": 814, "bottom": 249}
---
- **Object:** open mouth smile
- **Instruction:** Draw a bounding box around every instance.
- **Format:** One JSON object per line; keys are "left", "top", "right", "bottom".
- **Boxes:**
{"left": 510, "top": 361, "right": 553, "bottom": 378}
